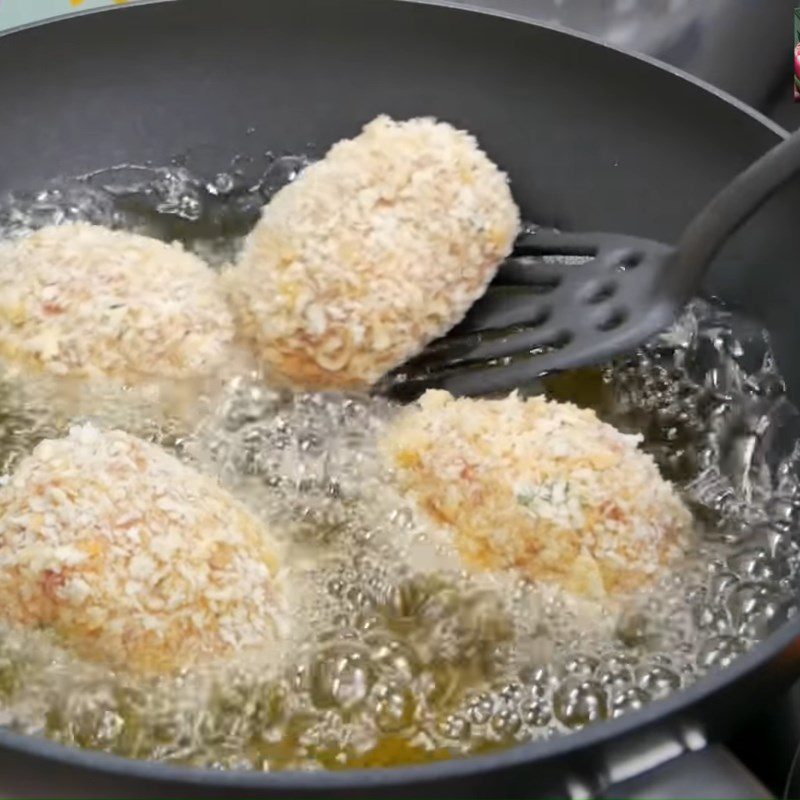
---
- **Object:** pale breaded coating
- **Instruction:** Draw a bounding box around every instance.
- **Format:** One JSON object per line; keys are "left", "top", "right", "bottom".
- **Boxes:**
{"left": 381, "top": 390, "right": 691, "bottom": 600}
{"left": 225, "top": 115, "right": 520, "bottom": 389}
{"left": 0, "top": 223, "right": 234, "bottom": 383}
{"left": 0, "top": 425, "right": 285, "bottom": 675}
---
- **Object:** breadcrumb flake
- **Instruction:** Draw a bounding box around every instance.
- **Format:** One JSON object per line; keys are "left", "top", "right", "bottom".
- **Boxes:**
{"left": 0, "top": 223, "right": 235, "bottom": 383}
{"left": 381, "top": 390, "right": 691, "bottom": 599}
{"left": 0, "top": 424, "right": 285, "bottom": 675}
{"left": 225, "top": 115, "right": 520, "bottom": 389}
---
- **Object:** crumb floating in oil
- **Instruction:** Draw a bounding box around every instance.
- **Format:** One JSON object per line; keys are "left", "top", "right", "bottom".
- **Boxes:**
{"left": 0, "top": 159, "right": 798, "bottom": 770}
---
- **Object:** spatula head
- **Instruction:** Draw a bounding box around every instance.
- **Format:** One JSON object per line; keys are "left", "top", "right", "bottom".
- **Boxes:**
{"left": 380, "top": 229, "right": 680, "bottom": 400}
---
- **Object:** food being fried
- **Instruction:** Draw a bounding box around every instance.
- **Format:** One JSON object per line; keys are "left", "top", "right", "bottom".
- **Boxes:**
{"left": 225, "top": 115, "right": 520, "bottom": 389}
{"left": 381, "top": 390, "right": 691, "bottom": 599}
{"left": 0, "top": 223, "right": 234, "bottom": 383}
{"left": 0, "top": 425, "right": 285, "bottom": 675}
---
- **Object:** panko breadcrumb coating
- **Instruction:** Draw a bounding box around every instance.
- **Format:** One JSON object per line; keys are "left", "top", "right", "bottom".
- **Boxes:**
{"left": 0, "top": 425, "right": 285, "bottom": 675}
{"left": 0, "top": 223, "right": 234, "bottom": 383}
{"left": 225, "top": 115, "right": 520, "bottom": 389}
{"left": 381, "top": 390, "right": 691, "bottom": 599}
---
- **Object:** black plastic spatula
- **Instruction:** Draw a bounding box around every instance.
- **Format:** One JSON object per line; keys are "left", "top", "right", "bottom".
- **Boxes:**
{"left": 382, "top": 127, "right": 800, "bottom": 400}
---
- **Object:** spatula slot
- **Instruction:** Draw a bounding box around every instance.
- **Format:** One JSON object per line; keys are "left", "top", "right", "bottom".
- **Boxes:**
{"left": 585, "top": 281, "right": 618, "bottom": 304}
{"left": 614, "top": 249, "right": 644, "bottom": 270}
{"left": 597, "top": 309, "right": 627, "bottom": 331}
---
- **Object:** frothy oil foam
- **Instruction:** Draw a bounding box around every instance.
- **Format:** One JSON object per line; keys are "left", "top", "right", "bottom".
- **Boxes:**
{"left": 0, "top": 159, "right": 796, "bottom": 770}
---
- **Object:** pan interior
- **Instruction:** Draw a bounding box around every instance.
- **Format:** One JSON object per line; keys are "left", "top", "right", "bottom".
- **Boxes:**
{"left": 0, "top": 155, "right": 797, "bottom": 772}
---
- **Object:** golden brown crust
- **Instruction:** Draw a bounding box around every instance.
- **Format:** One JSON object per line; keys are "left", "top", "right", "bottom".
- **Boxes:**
{"left": 0, "top": 223, "right": 234, "bottom": 383}
{"left": 382, "top": 390, "right": 691, "bottom": 600}
{"left": 0, "top": 426, "right": 285, "bottom": 675}
{"left": 226, "top": 116, "right": 520, "bottom": 389}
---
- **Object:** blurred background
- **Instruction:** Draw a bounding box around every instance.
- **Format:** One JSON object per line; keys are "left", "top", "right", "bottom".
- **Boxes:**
{"left": 0, "top": 0, "right": 127, "bottom": 28}
{"left": 0, "top": 0, "right": 796, "bottom": 129}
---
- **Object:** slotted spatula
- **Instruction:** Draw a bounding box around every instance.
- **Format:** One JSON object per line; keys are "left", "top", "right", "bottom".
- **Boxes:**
{"left": 383, "top": 127, "right": 800, "bottom": 400}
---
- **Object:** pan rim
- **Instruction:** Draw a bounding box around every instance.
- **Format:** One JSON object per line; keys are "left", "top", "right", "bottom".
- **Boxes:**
{"left": 0, "top": 616, "right": 798, "bottom": 790}
{"left": 0, "top": 0, "right": 789, "bottom": 143}
{"left": 0, "top": 0, "right": 796, "bottom": 790}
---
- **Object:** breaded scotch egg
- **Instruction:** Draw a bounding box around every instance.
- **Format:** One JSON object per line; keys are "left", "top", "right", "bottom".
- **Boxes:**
{"left": 0, "top": 424, "right": 285, "bottom": 675}
{"left": 0, "top": 223, "right": 234, "bottom": 383}
{"left": 225, "top": 115, "right": 520, "bottom": 389}
{"left": 381, "top": 391, "right": 691, "bottom": 600}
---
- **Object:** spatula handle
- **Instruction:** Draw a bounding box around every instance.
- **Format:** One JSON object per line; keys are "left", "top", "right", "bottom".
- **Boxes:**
{"left": 671, "top": 127, "right": 800, "bottom": 287}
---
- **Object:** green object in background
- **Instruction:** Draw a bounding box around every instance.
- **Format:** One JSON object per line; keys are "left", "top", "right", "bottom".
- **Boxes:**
{"left": 0, "top": 0, "right": 135, "bottom": 32}
{"left": 795, "top": 8, "right": 800, "bottom": 98}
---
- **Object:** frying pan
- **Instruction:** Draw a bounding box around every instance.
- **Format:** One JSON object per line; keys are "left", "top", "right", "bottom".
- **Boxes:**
{"left": 0, "top": 1, "right": 799, "bottom": 797}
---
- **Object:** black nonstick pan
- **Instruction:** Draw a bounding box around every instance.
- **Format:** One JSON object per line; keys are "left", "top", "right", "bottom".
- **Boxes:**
{"left": 0, "top": 1, "right": 799, "bottom": 797}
